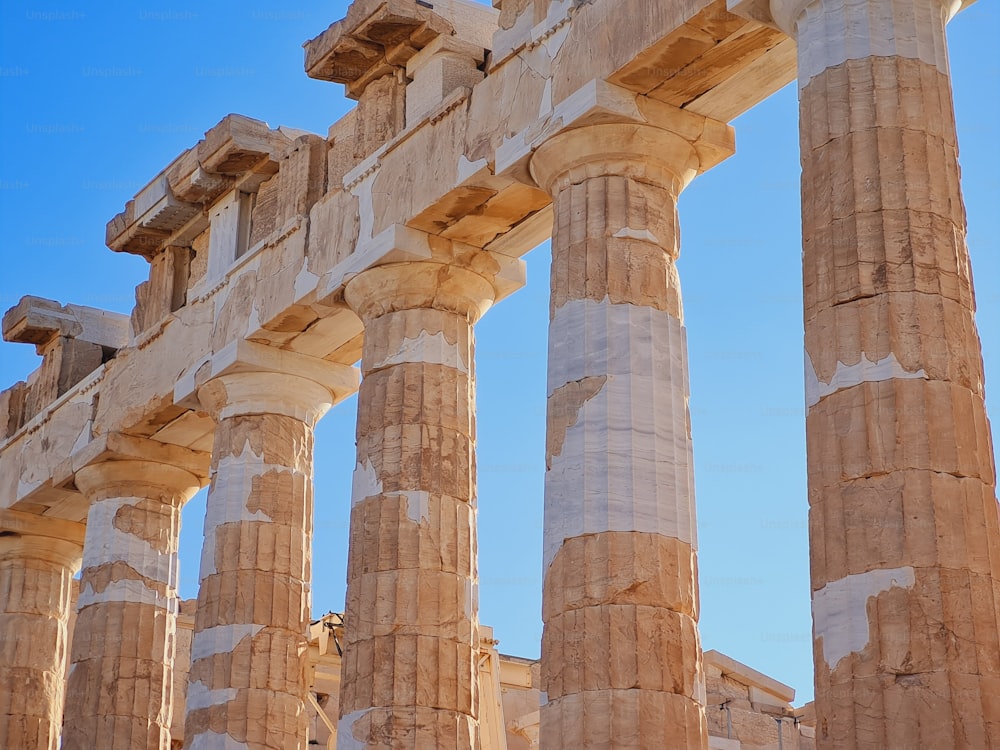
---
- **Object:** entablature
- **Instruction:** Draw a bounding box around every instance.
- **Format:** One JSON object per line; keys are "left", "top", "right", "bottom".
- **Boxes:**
{"left": 1, "top": 0, "right": 833, "bottom": 531}
{"left": 105, "top": 115, "right": 301, "bottom": 259}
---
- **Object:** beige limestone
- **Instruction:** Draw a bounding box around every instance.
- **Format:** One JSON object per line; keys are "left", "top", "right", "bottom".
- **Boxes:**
{"left": 0, "top": 511, "right": 84, "bottom": 750}
{"left": 62, "top": 460, "right": 200, "bottom": 750}
{"left": 337, "top": 257, "right": 500, "bottom": 749}
{"left": 530, "top": 120, "right": 732, "bottom": 749}
{"left": 761, "top": 0, "right": 1000, "bottom": 746}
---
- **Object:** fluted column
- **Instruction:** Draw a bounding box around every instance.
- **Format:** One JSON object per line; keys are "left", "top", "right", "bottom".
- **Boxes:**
{"left": 0, "top": 510, "right": 84, "bottom": 750}
{"left": 183, "top": 369, "right": 341, "bottom": 750}
{"left": 336, "top": 259, "right": 498, "bottom": 749}
{"left": 769, "top": 0, "right": 1000, "bottom": 745}
{"left": 530, "top": 121, "right": 732, "bottom": 749}
{"left": 62, "top": 461, "right": 200, "bottom": 750}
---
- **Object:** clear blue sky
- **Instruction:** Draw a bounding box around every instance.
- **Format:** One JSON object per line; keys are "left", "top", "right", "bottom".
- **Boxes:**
{"left": 1, "top": 1, "right": 997, "bottom": 707}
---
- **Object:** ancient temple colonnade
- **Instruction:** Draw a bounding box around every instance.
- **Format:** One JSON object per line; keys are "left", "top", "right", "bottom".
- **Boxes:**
{"left": 1, "top": 0, "right": 996, "bottom": 748}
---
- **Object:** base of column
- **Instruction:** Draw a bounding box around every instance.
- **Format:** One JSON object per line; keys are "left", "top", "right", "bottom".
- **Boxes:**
{"left": 337, "top": 706, "right": 478, "bottom": 749}
{"left": 541, "top": 690, "right": 707, "bottom": 749}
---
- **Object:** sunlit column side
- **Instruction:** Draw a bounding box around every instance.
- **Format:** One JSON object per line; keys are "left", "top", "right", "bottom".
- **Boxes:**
{"left": 183, "top": 370, "right": 338, "bottom": 750}
{"left": 769, "top": 0, "right": 1000, "bottom": 744}
{"left": 62, "top": 461, "right": 199, "bottom": 750}
{"left": 0, "top": 512, "right": 84, "bottom": 750}
{"left": 336, "top": 260, "right": 498, "bottom": 749}
{"left": 530, "top": 121, "right": 733, "bottom": 749}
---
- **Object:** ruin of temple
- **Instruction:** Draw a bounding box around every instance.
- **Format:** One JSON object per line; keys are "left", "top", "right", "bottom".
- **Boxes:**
{"left": 1, "top": 0, "right": 997, "bottom": 748}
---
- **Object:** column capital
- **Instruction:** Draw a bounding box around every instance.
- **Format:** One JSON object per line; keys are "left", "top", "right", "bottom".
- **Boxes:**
{"left": 0, "top": 535, "right": 84, "bottom": 571}
{"left": 175, "top": 339, "right": 359, "bottom": 423}
{"left": 763, "top": 0, "right": 961, "bottom": 43}
{"left": 344, "top": 261, "right": 499, "bottom": 324}
{"left": 74, "top": 459, "right": 200, "bottom": 506}
{"left": 529, "top": 121, "right": 733, "bottom": 197}
{"left": 319, "top": 225, "right": 526, "bottom": 316}
{"left": 0, "top": 507, "right": 86, "bottom": 545}
{"left": 197, "top": 371, "right": 334, "bottom": 424}
{"left": 0, "top": 509, "right": 85, "bottom": 568}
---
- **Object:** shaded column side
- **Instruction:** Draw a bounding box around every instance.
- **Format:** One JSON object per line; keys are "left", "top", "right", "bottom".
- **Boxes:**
{"left": 0, "top": 531, "right": 82, "bottom": 750}
{"left": 63, "top": 461, "right": 198, "bottom": 750}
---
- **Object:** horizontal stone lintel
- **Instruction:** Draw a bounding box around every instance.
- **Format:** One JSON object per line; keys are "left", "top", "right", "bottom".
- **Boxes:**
{"left": 304, "top": 0, "right": 496, "bottom": 97}
{"left": 2, "top": 296, "right": 130, "bottom": 352}
{"left": 0, "top": 506, "right": 86, "bottom": 544}
{"left": 64, "top": 432, "right": 211, "bottom": 487}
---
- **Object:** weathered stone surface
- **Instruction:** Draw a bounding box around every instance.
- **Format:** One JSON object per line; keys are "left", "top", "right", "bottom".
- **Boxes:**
{"left": 0, "top": 513, "right": 84, "bottom": 750}
{"left": 183, "top": 369, "right": 339, "bottom": 750}
{"left": 62, "top": 460, "right": 199, "bottom": 750}
{"left": 532, "top": 121, "right": 730, "bottom": 749}
{"left": 1, "top": 297, "right": 130, "bottom": 440}
{"left": 0, "top": 0, "right": 993, "bottom": 746}
{"left": 132, "top": 247, "right": 193, "bottom": 336}
{"left": 106, "top": 115, "right": 293, "bottom": 258}
{"left": 337, "top": 260, "right": 501, "bottom": 749}
{"left": 769, "top": 0, "right": 1000, "bottom": 745}
{"left": 3, "top": 297, "right": 128, "bottom": 352}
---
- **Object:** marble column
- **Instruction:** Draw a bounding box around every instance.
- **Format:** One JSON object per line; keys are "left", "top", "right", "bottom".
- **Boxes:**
{"left": 62, "top": 461, "right": 199, "bottom": 750}
{"left": 183, "top": 369, "right": 339, "bottom": 750}
{"left": 530, "top": 120, "right": 732, "bottom": 749}
{"left": 0, "top": 510, "right": 84, "bottom": 750}
{"left": 336, "top": 259, "right": 498, "bottom": 749}
{"left": 769, "top": 0, "right": 1000, "bottom": 744}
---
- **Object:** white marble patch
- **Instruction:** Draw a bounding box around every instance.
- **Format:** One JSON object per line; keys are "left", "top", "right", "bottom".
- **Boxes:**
{"left": 543, "top": 298, "right": 697, "bottom": 572}
{"left": 191, "top": 623, "right": 266, "bottom": 662}
{"left": 613, "top": 227, "right": 660, "bottom": 244}
{"left": 539, "top": 77, "right": 553, "bottom": 118}
{"left": 351, "top": 168, "right": 378, "bottom": 245}
{"left": 185, "top": 680, "right": 238, "bottom": 711}
{"left": 457, "top": 154, "right": 488, "bottom": 183}
{"left": 805, "top": 351, "right": 927, "bottom": 409}
{"left": 465, "top": 578, "right": 477, "bottom": 619}
{"left": 369, "top": 330, "right": 469, "bottom": 374}
{"left": 206, "top": 193, "right": 241, "bottom": 285}
{"left": 792, "top": 0, "right": 952, "bottom": 85}
{"left": 351, "top": 459, "right": 383, "bottom": 507}
{"left": 200, "top": 444, "right": 295, "bottom": 577}
{"left": 245, "top": 302, "right": 261, "bottom": 335}
{"left": 78, "top": 579, "right": 174, "bottom": 611}
{"left": 293, "top": 262, "right": 320, "bottom": 301}
{"left": 541, "top": 18, "right": 572, "bottom": 59}
{"left": 188, "top": 730, "right": 248, "bottom": 749}
{"left": 812, "top": 566, "right": 916, "bottom": 670}
{"left": 71, "top": 419, "right": 93, "bottom": 455}
{"left": 336, "top": 708, "right": 371, "bottom": 750}
{"left": 83, "top": 496, "right": 178, "bottom": 587}
{"left": 401, "top": 490, "right": 431, "bottom": 525}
